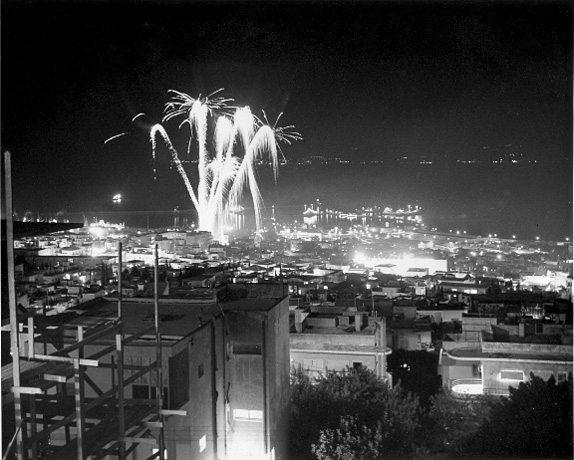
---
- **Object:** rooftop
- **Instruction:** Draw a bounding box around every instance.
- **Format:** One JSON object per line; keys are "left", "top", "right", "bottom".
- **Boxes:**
{"left": 73, "top": 296, "right": 283, "bottom": 337}
{"left": 294, "top": 323, "right": 379, "bottom": 335}
{"left": 446, "top": 347, "right": 572, "bottom": 363}
{"left": 289, "top": 341, "right": 391, "bottom": 354}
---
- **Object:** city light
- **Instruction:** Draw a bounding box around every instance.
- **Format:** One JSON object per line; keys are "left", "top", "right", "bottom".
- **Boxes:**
{"left": 88, "top": 226, "right": 106, "bottom": 238}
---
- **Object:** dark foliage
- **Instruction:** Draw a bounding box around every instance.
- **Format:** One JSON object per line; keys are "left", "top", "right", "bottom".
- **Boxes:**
{"left": 387, "top": 349, "right": 441, "bottom": 408}
{"left": 422, "top": 390, "right": 492, "bottom": 456}
{"left": 289, "top": 366, "right": 420, "bottom": 460}
{"left": 469, "top": 373, "right": 573, "bottom": 458}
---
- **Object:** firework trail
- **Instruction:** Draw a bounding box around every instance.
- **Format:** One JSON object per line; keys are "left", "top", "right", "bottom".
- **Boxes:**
{"left": 150, "top": 89, "right": 301, "bottom": 239}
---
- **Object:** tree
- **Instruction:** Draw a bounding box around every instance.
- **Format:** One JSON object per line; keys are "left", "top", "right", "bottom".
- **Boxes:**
{"left": 469, "top": 373, "right": 573, "bottom": 458}
{"left": 387, "top": 350, "right": 441, "bottom": 409}
{"left": 312, "top": 415, "right": 385, "bottom": 460}
{"left": 422, "top": 390, "right": 492, "bottom": 456}
{"left": 289, "top": 366, "right": 421, "bottom": 460}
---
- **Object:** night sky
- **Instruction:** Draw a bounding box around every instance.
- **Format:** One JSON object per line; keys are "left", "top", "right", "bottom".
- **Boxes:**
{"left": 1, "top": 0, "right": 572, "bottom": 224}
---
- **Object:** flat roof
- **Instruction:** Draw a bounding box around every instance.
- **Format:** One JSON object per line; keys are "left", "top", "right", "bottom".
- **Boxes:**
{"left": 446, "top": 348, "right": 572, "bottom": 363}
{"left": 3, "top": 221, "right": 84, "bottom": 239}
{"left": 74, "top": 297, "right": 282, "bottom": 337}
{"left": 290, "top": 342, "right": 391, "bottom": 355}
{"left": 292, "top": 323, "right": 379, "bottom": 335}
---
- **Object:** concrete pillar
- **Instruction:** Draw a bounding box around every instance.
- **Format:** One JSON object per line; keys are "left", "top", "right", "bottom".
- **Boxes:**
{"left": 295, "top": 309, "right": 304, "bottom": 333}
{"left": 354, "top": 314, "right": 362, "bottom": 332}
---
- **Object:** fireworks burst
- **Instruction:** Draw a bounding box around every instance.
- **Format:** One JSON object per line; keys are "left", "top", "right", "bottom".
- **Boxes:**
{"left": 150, "top": 89, "right": 301, "bottom": 238}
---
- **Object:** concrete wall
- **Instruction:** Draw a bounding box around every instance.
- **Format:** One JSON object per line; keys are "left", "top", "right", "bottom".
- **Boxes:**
{"left": 306, "top": 316, "right": 338, "bottom": 328}
{"left": 461, "top": 317, "right": 497, "bottom": 341}
{"left": 265, "top": 298, "right": 290, "bottom": 459}
{"left": 226, "top": 312, "right": 265, "bottom": 460}
{"left": 393, "top": 305, "right": 417, "bottom": 320}
{"left": 391, "top": 329, "right": 432, "bottom": 351}
{"left": 417, "top": 309, "right": 464, "bottom": 324}
{"left": 483, "top": 360, "right": 572, "bottom": 395}
{"left": 290, "top": 320, "right": 389, "bottom": 380}
{"left": 290, "top": 332, "right": 375, "bottom": 348}
{"left": 290, "top": 349, "right": 378, "bottom": 377}
{"left": 440, "top": 361, "right": 478, "bottom": 388}
{"left": 165, "top": 321, "right": 220, "bottom": 460}
{"left": 481, "top": 342, "right": 572, "bottom": 356}
{"left": 225, "top": 297, "right": 290, "bottom": 460}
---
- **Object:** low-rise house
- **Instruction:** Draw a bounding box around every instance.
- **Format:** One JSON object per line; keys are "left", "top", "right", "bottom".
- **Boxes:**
{"left": 416, "top": 301, "right": 466, "bottom": 324}
{"left": 290, "top": 308, "right": 392, "bottom": 383}
{"left": 439, "top": 298, "right": 573, "bottom": 396}
{"left": 440, "top": 330, "right": 572, "bottom": 396}
{"left": 388, "top": 316, "right": 433, "bottom": 351}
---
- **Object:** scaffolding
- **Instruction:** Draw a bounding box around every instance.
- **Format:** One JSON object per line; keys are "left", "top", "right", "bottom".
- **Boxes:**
{"left": 3, "top": 151, "right": 176, "bottom": 460}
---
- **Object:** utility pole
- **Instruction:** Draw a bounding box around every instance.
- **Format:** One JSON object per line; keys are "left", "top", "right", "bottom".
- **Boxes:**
{"left": 5, "top": 151, "right": 24, "bottom": 460}
{"left": 155, "top": 244, "right": 165, "bottom": 460}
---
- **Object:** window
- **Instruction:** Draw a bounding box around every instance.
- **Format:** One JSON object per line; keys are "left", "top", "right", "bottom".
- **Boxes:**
{"left": 233, "top": 409, "right": 263, "bottom": 421}
{"left": 500, "top": 370, "right": 524, "bottom": 381}
{"left": 233, "top": 343, "right": 262, "bottom": 355}
{"left": 132, "top": 384, "right": 150, "bottom": 399}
